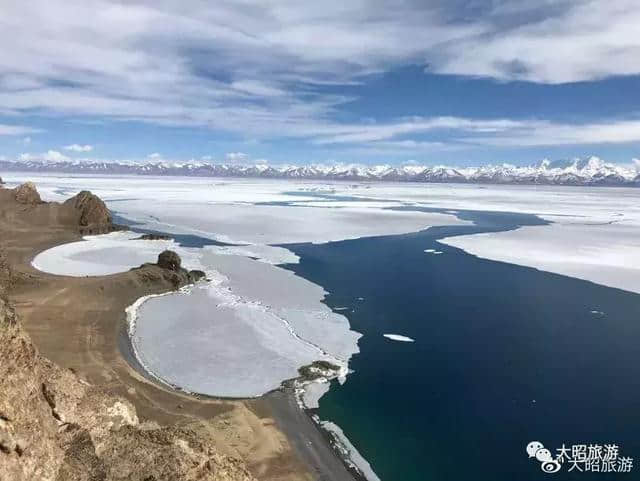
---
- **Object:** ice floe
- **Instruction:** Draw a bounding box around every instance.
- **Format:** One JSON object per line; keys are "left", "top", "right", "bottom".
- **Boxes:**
{"left": 383, "top": 334, "right": 415, "bottom": 342}
{"left": 441, "top": 221, "right": 640, "bottom": 294}
{"left": 204, "top": 244, "right": 300, "bottom": 264}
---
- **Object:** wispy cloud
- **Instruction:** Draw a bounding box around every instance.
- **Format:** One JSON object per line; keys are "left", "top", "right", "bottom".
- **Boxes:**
{"left": 20, "top": 150, "right": 70, "bottom": 162}
{"left": 308, "top": 116, "right": 640, "bottom": 150}
{"left": 0, "top": 124, "right": 41, "bottom": 136}
{"left": 64, "top": 144, "right": 93, "bottom": 152}
{"left": 147, "top": 152, "right": 162, "bottom": 159}
{"left": 0, "top": 0, "right": 639, "bottom": 156}
{"left": 431, "top": 0, "right": 640, "bottom": 83}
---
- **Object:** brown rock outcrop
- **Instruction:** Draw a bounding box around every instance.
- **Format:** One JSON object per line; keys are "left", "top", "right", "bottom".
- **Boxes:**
{"left": 13, "top": 182, "right": 41, "bottom": 204}
{"left": 152, "top": 251, "right": 205, "bottom": 287}
{"left": 137, "top": 233, "right": 172, "bottom": 241}
{"left": 63, "top": 191, "right": 113, "bottom": 234}
{"left": 157, "top": 250, "right": 182, "bottom": 271}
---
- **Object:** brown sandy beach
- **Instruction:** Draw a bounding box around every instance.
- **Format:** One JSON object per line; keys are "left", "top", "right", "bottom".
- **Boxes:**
{"left": 0, "top": 182, "right": 355, "bottom": 481}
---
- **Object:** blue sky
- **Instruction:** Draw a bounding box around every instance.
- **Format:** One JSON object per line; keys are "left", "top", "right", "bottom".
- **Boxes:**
{"left": 1, "top": 0, "right": 639, "bottom": 166}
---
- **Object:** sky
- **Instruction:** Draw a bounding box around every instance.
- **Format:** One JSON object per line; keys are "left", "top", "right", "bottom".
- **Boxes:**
{"left": 1, "top": 0, "right": 639, "bottom": 167}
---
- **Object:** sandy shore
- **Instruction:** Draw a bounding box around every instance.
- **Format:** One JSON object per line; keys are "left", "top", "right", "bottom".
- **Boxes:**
{"left": 0, "top": 187, "right": 355, "bottom": 481}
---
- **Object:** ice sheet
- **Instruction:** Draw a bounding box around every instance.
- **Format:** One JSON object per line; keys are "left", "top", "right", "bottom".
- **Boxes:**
{"left": 32, "top": 231, "right": 190, "bottom": 276}
{"left": 441, "top": 221, "right": 640, "bottom": 294}
{"left": 132, "top": 286, "right": 332, "bottom": 397}
{"left": 130, "top": 250, "right": 360, "bottom": 397}
{"left": 200, "top": 252, "right": 361, "bottom": 361}
{"left": 3, "top": 173, "right": 469, "bottom": 245}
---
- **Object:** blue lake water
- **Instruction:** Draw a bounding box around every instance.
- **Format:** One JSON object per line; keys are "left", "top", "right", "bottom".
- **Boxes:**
{"left": 282, "top": 209, "right": 640, "bottom": 481}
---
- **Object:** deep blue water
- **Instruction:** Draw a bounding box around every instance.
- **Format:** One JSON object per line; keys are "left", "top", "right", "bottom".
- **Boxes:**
{"left": 281, "top": 209, "right": 640, "bottom": 481}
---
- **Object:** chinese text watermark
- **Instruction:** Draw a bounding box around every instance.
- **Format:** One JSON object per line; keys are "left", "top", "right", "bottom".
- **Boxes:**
{"left": 527, "top": 441, "right": 633, "bottom": 474}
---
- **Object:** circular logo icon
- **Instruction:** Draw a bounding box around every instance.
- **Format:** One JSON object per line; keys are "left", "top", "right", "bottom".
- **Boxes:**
{"left": 541, "top": 460, "right": 561, "bottom": 473}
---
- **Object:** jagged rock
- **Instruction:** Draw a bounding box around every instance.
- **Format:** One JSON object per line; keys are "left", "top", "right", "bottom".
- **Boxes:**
{"left": 157, "top": 250, "right": 181, "bottom": 271}
{"left": 63, "top": 191, "right": 112, "bottom": 233}
{"left": 13, "top": 182, "right": 41, "bottom": 204}
{"left": 0, "top": 177, "right": 4, "bottom": 185}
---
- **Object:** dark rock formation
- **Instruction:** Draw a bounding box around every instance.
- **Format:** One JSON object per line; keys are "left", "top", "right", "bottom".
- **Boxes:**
{"left": 13, "top": 182, "right": 41, "bottom": 204}
{"left": 157, "top": 250, "right": 181, "bottom": 271}
{"left": 189, "top": 270, "right": 206, "bottom": 282}
{"left": 152, "top": 251, "right": 206, "bottom": 287}
{"left": 137, "top": 233, "right": 172, "bottom": 241}
{"left": 63, "top": 191, "right": 113, "bottom": 234}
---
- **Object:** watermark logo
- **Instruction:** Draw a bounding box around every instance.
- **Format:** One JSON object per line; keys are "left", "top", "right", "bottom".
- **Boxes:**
{"left": 527, "top": 441, "right": 633, "bottom": 473}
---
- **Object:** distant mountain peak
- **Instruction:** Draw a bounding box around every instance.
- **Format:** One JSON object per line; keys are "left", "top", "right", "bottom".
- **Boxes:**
{"left": 0, "top": 157, "right": 638, "bottom": 187}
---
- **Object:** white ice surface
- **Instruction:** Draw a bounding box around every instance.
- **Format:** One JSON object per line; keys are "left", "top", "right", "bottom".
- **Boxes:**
{"left": 130, "top": 250, "right": 360, "bottom": 397}
{"left": 300, "top": 381, "right": 331, "bottom": 409}
{"left": 205, "top": 244, "right": 300, "bottom": 265}
{"left": 340, "top": 182, "right": 640, "bottom": 295}
{"left": 3, "top": 174, "right": 469, "bottom": 245}
{"left": 442, "top": 221, "right": 640, "bottom": 294}
{"left": 383, "top": 334, "right": 415, "bottom": 342}
{"left": 32, "top": 231, "right": 190, "bottom": 276}
{"left": 132, "top": 285, "right": 334, "bottom": 397}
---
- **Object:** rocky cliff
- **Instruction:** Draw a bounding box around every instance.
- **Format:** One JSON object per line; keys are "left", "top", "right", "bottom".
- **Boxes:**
{"left": 13, "top": 181, "right": 42, "bottom": 204}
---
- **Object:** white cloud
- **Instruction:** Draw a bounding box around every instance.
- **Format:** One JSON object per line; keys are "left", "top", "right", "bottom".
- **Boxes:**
{"left": 200, "top": 155, "right": 213, "bottom": 161}
{"left": 147, "top": 152, "right": 162, "bottom": 159}
{"left": 0, "top": 0, "right": 639, "bottom": 155}
{"left": 456, "top": 119, "right": 640, "bottom": 147}
{"left": 431, "top": 0, "right": 640, "bottom": 83}
{"left": 0, "top": 124, "right": 40, "bottom": 136}
{"left": 20, "top": 150, "right": 70, "bottom": 162}
{"left": 0, "top": 1, "right": 635, "bottom": 129}
{"left": 21, "top": 136, "right": 31, "bottom": 145}
{"left": 64, "top": 143, "right": 93, "bottom": 152}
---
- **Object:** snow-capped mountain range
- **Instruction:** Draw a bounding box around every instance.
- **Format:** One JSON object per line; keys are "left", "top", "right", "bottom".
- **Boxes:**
{"left": 1, "top": 156, "right": 639, "bottom": 186}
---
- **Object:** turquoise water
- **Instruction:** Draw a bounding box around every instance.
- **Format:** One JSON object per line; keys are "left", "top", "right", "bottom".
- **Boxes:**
{"left": 282, "top": 209, "right": 640, "bottom": 481}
